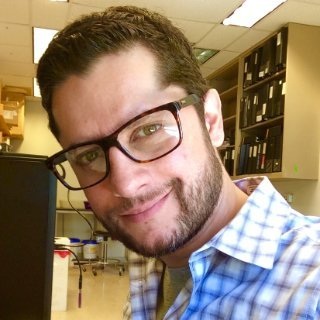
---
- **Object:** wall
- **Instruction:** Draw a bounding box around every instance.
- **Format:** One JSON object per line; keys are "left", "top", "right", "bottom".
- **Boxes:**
{"left": 11, "top": 98, "right": 87, "bottom": 205}
{"left": 273, "top": 178, "right": 320, "bottom": 217}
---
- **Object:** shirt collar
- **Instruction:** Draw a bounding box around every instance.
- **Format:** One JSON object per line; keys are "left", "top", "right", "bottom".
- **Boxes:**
{"left": 192, "top": 177, "right": 291, "bottom": 269}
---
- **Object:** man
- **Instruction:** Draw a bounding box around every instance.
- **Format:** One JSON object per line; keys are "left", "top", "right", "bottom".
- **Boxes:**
{"left": 37, "top": 6, "right": 320, "bottom": 319}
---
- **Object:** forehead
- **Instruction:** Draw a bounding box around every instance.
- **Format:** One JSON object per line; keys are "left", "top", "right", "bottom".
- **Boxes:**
{"left": 52, "top": 44, "right": 185, "bottom": 148}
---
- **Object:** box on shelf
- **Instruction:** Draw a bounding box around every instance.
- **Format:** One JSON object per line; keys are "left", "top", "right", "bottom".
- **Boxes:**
{"left": 2, "top": 101, "right": 19, "bottom": 127}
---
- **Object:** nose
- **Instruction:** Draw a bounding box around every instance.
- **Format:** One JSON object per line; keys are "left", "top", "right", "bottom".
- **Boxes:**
{"left": 106, "top": 146, "right": 150, "bottom": 198}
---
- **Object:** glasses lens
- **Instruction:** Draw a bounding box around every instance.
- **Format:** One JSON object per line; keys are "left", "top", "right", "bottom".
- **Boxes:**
{"left": 54, "top": 144, "right": 107, "bottom": 189}
{"left": 118, "top": 108, "right": 181, "bottom": 161}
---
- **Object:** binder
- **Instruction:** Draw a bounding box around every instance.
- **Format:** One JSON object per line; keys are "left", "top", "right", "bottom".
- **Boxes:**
{"left": 265, "top": 125, "right": 283, "bottom": 173}
{"left": 267, "top": 81, "right": 279, "bottom": 119}
{"left": 237, "top": 136, "right": 256, "bottom": 175}
{"left": 259, "top": 36, "right": 277, "bottom": 78}
{"left": 252, "top": 47, "right": 262, "bottom": 83}
{"left": 247, "top": 144, "right": 254, "bottom": 174}
{"left": 251, "top": 142, "right": 259, "bottom": 174}
{"left": 240, "top": 94, "right": 254, "bottom": 128}
{"left": 259, "top": 84, "right": 269, "bottom": 121}
{"left": 224, "top": 146, "right": 235, "bottom": 176}
{"left": 243, "top": 53, "right": 254, "bottom": 88}
{"left": 259, "top": 140, "right": 267, "bottom": 173}
{"left": 255, "top": 141, "right": 263, "bottom": 173}
{"left": 251, "top": 92, "right": 259, "bottom": 125}
{"left": 239, "top": 96, "right": 248, "bottom": 128}
{"left": 275, "top": 27, "right": 288, "bottom": 71}
{"left": 274, "top": 78, "right": 286, "bottom": 116}
{"left": 246, "top": 93, "right": 253, "bottom": 127}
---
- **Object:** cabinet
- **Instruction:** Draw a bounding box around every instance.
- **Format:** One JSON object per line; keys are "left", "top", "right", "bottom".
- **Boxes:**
{"left": 207, "top": 23, "right": 320, "bottom": 180}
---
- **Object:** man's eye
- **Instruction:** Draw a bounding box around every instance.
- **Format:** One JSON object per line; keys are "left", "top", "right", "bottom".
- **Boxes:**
{"left": 135, "top": 124, "right": 162, "bottom": 139}
{"left": 76, "top": 149, "right": 100, "bottom": 165}
{"left": 142, "top": 124, "right": 161, "bottom": 136}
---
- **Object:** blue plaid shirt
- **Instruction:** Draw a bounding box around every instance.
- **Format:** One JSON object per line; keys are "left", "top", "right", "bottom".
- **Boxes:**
{"left": 123, "top": 177, "right": 320, "bottom": 319}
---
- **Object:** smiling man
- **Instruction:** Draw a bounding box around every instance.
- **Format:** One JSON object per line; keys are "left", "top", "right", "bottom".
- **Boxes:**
{"left": 37, "top": 6, "right": 320, "bottom": 320}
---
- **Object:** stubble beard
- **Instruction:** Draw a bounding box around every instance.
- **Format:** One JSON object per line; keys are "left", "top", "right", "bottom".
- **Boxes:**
{"left": 96, "top": 136, "right": 223, "bottom": 258}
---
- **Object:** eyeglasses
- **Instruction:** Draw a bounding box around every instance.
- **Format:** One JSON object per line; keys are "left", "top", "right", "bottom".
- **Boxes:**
{"left": 46, "top": 94, "right": 201, "bottom": 190}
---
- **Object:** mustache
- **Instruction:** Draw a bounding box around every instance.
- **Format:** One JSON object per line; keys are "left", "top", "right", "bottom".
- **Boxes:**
{"left": 106, "top": 179, "right": 178, "bottom": 215}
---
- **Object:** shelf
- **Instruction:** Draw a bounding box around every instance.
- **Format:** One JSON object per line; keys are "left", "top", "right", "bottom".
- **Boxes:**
{"left": 224, "top": 115, "right": 236, "bottom": 128}
{"left": 241, "top": 115, "right": 284, "bottom": 132}
{"left": 220, "top": 85, "right": 238, "bottom": 101}
{"left": 243, "top": 69, "right": 286, "bottom": 92}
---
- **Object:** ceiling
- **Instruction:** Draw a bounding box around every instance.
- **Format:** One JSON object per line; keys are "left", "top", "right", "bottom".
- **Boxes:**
{"left": 1, "top": 0, "right": 320, "bottom": 95}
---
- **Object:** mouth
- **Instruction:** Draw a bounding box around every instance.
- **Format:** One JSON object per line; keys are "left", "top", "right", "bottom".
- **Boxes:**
{"left": 121, "top": 191, "right": 170, "bottom": 224}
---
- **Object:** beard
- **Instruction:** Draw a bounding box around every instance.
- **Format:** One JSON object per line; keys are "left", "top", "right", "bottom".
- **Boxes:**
{"left": 95, "top": 132, "right": 223, "bottom": 258}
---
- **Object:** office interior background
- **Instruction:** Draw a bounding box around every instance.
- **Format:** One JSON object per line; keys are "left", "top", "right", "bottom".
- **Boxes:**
{"left": 1, "top": 0, "right": 320, "bottom": 319}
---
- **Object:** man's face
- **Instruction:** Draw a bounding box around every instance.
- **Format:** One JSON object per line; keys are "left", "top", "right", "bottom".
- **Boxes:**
{"left": 52, "top": 45, "right": 223, "bottom": 257}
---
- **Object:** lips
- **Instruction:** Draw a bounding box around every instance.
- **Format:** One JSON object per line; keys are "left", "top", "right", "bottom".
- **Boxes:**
{"left": 121, "top": 192, "right": 170, "bottom": 223}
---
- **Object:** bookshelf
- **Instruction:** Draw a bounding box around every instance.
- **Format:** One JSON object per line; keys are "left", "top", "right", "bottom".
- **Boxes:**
{"left": 207, "top": 23, "right": 320, "bottom": 180}
{"left": 207, "top": 60, "right": 239, "bottom": 176}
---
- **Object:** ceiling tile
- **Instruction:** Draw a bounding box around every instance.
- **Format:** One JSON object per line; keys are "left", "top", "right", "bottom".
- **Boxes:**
{"left": 0, "top": 0, "right": 30, "bottom": 25}
{"left": 32, "top": 0, "right": 69, "bottom": 29}
{"left": 196, "top": 24, "right": 247, "bottom": 50}
{"left": 255, "top": 0, "right": 320, "bottom": 30}
{"left": 171, "top": 19, "right": 215, "bottom": 43}
{"left": 0, "top": 23, "right": 31, "bottom": 46}
{"left": 144, "top": 0, "right": 243, "bottom": 23}
{"left": 68, "top": 3, "right": 104, "bottom": 23}
{"left": 0, "top": 45, "right": 32, "bottom": 63}
{"left": 226, "top": 29, "right": 270, "bottom": 53}
{"left": 202, "top": 50, "right": 239, "bottom": 72}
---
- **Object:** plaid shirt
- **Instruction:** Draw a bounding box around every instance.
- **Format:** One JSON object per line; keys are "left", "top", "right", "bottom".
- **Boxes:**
{"left": 123, "top": 177, "right": 320, "bottom": 319}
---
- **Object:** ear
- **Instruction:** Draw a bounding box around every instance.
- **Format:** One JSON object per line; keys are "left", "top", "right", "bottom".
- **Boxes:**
{"left": 203, "top": 89, "right": 224, "bottom": 147}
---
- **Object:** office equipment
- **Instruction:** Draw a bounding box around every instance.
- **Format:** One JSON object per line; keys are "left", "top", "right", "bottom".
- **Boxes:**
{"left": 0, "top": 153, "right": 57, "bottom": 320}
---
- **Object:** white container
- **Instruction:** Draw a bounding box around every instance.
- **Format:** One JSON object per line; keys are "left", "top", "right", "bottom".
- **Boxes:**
{"left": 82, "top": 240, "right": 98, "bottom": 260}
{"left": 69, "top": 238, "right": 82, "bottom": 265}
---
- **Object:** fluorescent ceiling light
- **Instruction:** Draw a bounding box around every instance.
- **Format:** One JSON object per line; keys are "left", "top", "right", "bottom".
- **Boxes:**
{"left": 193, "top": 48, "right": 219, "bottom": 65}
{"left": 50, "top": 0, "right": 68, "bottom": 2}
{"left": 33, "top": 27, "right": 58, "bottom": 64}
{"left": 223, "top": 0, "right": 287, "bottom": 28}
{"left": 33, "top": 78, "right": 41, "bottom": 98}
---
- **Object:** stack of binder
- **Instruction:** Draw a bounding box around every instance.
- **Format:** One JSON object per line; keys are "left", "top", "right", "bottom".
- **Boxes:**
{"left": 236, "top": 125, "right": 283, "bottom": 175}
{"left": 222, "top": 146, "right": 235, "bottom": 176}
{"left": 243, "top": 27, "right": 288, "bottom": 88}
{"left": 240, "top": 77, "right": 286, "bottom": 128}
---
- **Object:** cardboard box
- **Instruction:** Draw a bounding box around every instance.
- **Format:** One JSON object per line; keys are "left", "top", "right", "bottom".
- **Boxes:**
{"left": 2, "top": 101, "right": 19, "bottom": 126}
{"left": 2, "top": 85, "right": 30, "bottom": 105}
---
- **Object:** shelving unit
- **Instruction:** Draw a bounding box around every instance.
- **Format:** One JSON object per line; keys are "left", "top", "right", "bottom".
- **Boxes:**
{"left": 207, "top": 23, "right": 320, "bottom": 180}
{"left": 207, "top": 60, "right": 239, "bottom": 176}
{"left": 55, "top": 208, "right": 95, "bottom": 239}
{"left": 0, "top": 85, "right": 30, "bottom": 141}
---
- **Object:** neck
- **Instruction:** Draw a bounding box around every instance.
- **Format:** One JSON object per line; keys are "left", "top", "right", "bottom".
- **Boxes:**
{"left": 160, "top": 172, "right": 248, "bottom": 268}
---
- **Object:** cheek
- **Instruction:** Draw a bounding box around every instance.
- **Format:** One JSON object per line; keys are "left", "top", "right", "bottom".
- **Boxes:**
{"left": 83, "top": 187, "right": 112, "bottom": 215}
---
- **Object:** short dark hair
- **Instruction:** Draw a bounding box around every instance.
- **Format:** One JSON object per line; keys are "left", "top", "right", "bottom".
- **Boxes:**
{"left": 37, "top": 6, "right": 209, "bottom": 138}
